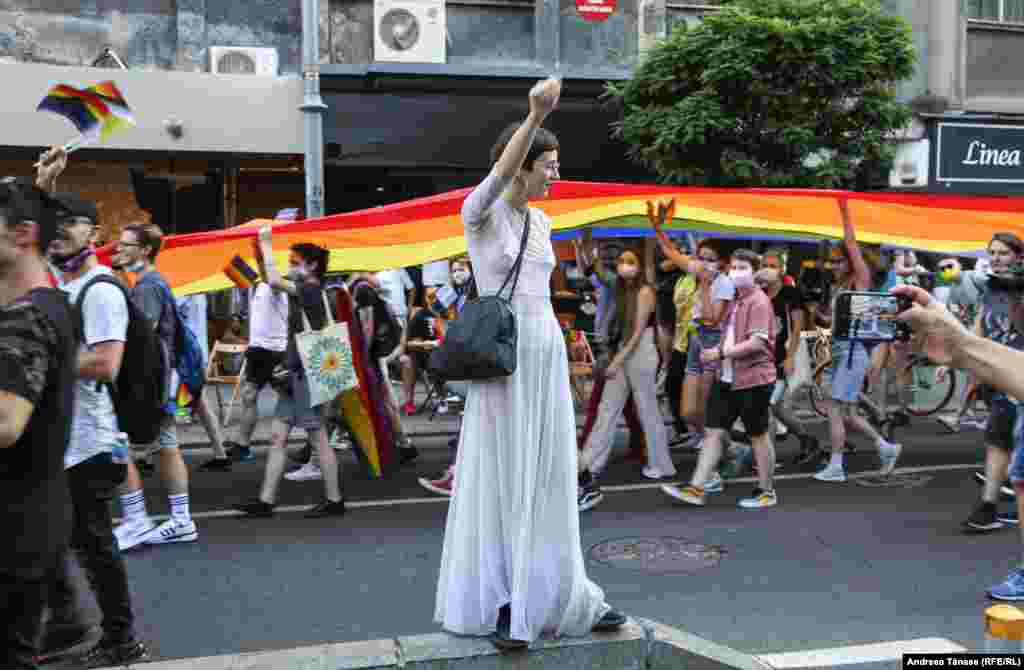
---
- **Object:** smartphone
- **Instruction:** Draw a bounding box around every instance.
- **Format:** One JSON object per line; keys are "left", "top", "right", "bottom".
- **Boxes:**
{"left": 833, "top": 291, "right": 912, "bottom": 343}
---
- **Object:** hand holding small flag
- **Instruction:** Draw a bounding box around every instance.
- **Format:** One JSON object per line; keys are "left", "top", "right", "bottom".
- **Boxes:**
{"left": 35, "top": 80, "right": 136, "bottom": 165}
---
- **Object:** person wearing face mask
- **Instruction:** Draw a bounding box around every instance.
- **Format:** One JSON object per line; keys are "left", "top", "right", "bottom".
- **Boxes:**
{"left": 661, "top": 249, "right": 778, "bottom": 509}
{"left": 813, "top": 198, "right": 902, "bottom": 484}
{"left": 754, "top": 267, "right": 820, "bottom": 466}
{"left": 951, "top": 233, "right": 1024, "bottom": 534}
{"left": 108, "top": 223, "right": 198, "bottom": 551}
{"left": 651, "top": 228, "right": 735, "bottom": 454}
{"left": 419, "top": 258, "right": 477, "bottom": 497}
{"left": 578, "top": 249, "right": 677, "bottom": 485}
{"left": 234, "top": 227, "right": 346, "bottom": 519}
{"left": 33, "top": 187, "right": 149, "bottom": 666}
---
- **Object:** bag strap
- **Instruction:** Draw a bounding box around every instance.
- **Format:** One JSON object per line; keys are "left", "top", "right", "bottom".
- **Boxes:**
{"left": 299, "top": 289, "right": 334, "bottom": 333}
{"left": 497, "top": 210, "right": 530, "bottom": 300}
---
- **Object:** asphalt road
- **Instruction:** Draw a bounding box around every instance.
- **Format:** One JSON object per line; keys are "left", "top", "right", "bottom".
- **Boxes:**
{"left": 62, "top": 408, "right": 1013, "bottom": 662}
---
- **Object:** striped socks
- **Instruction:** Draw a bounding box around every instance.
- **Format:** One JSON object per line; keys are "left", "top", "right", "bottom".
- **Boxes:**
{"left": 169, "top": 493, "right": 191, "bottom": 522}
{"left": 120, "top": 490, "right": 148, "bottom": 523}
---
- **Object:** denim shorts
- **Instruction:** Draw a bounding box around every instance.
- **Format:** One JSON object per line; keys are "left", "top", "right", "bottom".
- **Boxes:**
{"left": 130, "top": 415, "right": 178, "bottom": 458}
{"left": 274, "top": 372, "right": 327, "bottom": 431}
{"left": 822, "top": 340, "right": 870, "bottom": 404}
{"left": 685, "top": 327, "right": 723, "bottom": 376}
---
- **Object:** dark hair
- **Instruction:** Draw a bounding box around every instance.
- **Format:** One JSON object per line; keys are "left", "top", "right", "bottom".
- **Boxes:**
{"left": 291, "top": 242, "right": 329, "bottom": 281}
{"left": 732, "top": 248, "right": 761, "bottom": 271}
{"left": 123, "top": 223, "right": 164, "bottom": 261}
{"left": 490, "top": 123, "right": 560, "bottom": 172}
{"left": 0, "top": 178, "right": 59, "bottom": 254}
{"left": 990, "top": 233, "right": 1024, "bottom": 256}
{"left": 696, "top": 239, "right": 720, "bottom": 258}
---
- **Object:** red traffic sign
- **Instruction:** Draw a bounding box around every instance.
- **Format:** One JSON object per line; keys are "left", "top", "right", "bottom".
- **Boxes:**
{"left": 576, "top": 0, "right": 616, "bottom": 23}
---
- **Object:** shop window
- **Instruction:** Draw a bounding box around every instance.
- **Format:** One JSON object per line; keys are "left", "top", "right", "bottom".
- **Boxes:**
{"left": 667, "top": 2, "right": 720, "bottom": 34}
{"left": 965, "top": 0, "right": 1024, "bottom": 23}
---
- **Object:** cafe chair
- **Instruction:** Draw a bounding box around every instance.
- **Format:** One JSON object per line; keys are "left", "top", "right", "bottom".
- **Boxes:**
{"left": 206, "top": 340, "right": 248, "bottom": 427}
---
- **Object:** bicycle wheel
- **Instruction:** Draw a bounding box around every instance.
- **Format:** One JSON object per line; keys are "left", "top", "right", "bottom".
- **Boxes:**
{"left": 903, "top": 362, "right": 957, "bottom": 417}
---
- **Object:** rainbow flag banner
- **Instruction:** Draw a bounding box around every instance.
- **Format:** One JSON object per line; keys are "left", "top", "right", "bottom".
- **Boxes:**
{"left": 94, "top": 183, "right": 1024, "bottom": 297}
{"left": 37, "top": 80, "right": 136, "bottom": 141}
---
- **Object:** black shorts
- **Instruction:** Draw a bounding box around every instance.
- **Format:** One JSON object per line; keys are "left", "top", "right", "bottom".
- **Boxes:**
{"left": 706, "top": 380, "right": 773, "bottom": 437}
{"left": 986, "top": 395, "right": 1018, "bottom": 452}
{"left": 244, "top": 347, "right": 286, "bottom": 388}
{"left": 655, "top": 290, "right": 676, "bottom": 329}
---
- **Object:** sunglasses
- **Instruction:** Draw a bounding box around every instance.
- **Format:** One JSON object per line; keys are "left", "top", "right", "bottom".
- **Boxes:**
{"left": 938, "top": 263, "right": 956, "bottom": 271}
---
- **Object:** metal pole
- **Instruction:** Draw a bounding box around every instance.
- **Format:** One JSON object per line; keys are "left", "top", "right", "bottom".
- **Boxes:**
{"left": 301, "top": 0, "right": 328, "bottom": 218}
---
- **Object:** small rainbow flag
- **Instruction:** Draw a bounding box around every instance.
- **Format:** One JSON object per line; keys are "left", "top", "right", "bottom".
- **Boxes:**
{"left": 37, "top": 81, "right": 136, "bottom": 140}
{"left": 223, "top": 255, "right": 259, "bottom": 289}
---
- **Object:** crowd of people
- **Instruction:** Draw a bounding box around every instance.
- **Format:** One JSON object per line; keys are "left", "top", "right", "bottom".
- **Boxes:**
{"left": 3, "top": 76, "right": 1024, "bottom": 669}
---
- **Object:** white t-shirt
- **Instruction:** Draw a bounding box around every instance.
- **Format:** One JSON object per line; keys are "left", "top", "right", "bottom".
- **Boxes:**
{"left": 61, "top": 266, "right": 129, "bottom": 469}
{"left": 375, "top": 269, "right": 414, "bottom": 320}
{"left": 422, "top": 260, "right": 451, "bottom": 287}
{"left": 249, "top": 283, "right": 289, "bottom": 352}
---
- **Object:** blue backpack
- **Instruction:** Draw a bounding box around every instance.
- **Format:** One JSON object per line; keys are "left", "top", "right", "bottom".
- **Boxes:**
{"left": 151, "top": 280, "right": 207, "bottom": 397}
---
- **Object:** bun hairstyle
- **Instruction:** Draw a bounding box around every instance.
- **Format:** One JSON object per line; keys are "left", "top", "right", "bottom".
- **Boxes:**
{"left": 490, "top": 123, "right": 560, "bottom": 172}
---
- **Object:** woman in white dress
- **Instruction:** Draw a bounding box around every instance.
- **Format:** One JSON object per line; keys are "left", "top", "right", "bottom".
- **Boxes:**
{"left": 434, "top": 77, "right": 626, "bottom": 650}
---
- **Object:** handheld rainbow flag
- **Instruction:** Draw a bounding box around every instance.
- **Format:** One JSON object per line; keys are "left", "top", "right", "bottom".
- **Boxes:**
{"left": 223, "top": 255, "right": 259, "bottom": 289}
{"left": 36, "top": 81, "right": 136, "bottom": 160}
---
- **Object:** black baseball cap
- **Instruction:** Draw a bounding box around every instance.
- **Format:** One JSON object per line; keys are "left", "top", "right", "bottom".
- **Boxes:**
{"left": 53, "top": 193, "right": 98, "bottom": 225}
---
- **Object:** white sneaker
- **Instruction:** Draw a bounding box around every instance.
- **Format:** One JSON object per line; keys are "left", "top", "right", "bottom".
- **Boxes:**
{"left": 878, "top": 441, "right": 903, "bottom": 476}
{"left": 145, "top": 518, "right": 198, "bottom": 545}
{"left": 703, "top": 473, "right": 725, "bottom": 494}
{"left": 814, "top": 462, "right": 848, "bottom": 483}
{"left": 642, "top": 466, "right": 670, "bottom": 480}
{"left": 285, "top": 463, "right": 323, "bottom": 482}
{"left": 114, "top": 517, "right": 158, "bottom": 552}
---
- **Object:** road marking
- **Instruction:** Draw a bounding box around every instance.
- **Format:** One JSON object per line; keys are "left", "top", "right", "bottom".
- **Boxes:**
{"left": 757, "top": 637, "right": 966, "bottom": 668}
{"left": 120, "top": 462, "right": 983, "bottom": 523}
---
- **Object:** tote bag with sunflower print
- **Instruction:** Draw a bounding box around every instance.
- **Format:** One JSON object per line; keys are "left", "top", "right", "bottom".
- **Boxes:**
{"left": 296, "top": 291, "right": 358, "bottom": 407}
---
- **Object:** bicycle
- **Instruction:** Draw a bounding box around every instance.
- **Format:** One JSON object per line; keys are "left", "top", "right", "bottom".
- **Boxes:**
{"left": 807, "top": 334, "right": 957, "bottom": 440}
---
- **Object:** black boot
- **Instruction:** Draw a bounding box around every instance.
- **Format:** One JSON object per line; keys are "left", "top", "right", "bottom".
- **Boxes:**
{"left": 490, "top": 604, "right": 528, "bottom": 651}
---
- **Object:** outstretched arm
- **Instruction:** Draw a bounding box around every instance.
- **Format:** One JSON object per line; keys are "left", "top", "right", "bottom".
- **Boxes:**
{"left": 462, "top": 78, "right": 561, "bottom": 231}
{"left": 839, "top": 197, "right": 871, "bottom": 290}
{"left": 258, "top": 224, "right": 299, "bottom": 296}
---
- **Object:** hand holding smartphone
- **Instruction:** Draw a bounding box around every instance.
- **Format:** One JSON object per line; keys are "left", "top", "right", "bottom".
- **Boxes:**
{"left": 833, "top": 291, "right": 913, "bottom": 343}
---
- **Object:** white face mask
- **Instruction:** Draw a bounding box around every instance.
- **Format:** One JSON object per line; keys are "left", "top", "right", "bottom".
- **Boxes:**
{"left": 288, "top": 265, "right": 308, "bottom": 281}
{"left": 452, "top": 269, "right": 470, "bottom": 286}
{"left": 126, "top": 260, "right": 145, "bottom": 273}
{"left": 618, "top": 263, "right": 639, "bottom": 280}
{"left": 729, "top": 268, "right": 754, "bottom": 289}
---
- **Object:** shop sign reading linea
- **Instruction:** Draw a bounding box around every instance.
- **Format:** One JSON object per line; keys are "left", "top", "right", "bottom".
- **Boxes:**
{"left": 576, "top": 0, "right": 616, "bottom": 23}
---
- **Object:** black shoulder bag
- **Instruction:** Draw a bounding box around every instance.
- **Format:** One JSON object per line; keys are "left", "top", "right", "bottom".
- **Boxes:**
{"left": 428, "top": 213, "right": 530, "bottom": 381}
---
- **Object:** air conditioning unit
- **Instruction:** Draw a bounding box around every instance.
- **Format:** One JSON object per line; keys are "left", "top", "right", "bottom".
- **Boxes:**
{"left": 374, "top": 0, "right": 446, "bottom": 64}
{"left": 209, "top": 47, "right": 279, "bottom": 75}
{"left": 888, "top": 139, "right": 930, "bottom": 188}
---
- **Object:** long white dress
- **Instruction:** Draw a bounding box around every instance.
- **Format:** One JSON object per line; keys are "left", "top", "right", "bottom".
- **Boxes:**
{"left": 434, "top": 171, "right": 610, "bottom": 642}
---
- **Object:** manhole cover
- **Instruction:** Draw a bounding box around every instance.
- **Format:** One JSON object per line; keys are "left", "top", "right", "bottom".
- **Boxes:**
{"left": 587, "top": 537, "right": 726, "bottom": 574}
{"left": 854, "top": 473, "right": 934, "bottom": 488}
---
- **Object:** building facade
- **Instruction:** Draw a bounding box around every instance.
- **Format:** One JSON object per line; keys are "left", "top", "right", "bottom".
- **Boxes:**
{"left": 885, "top": 0, "right": 1024, "bottom": 195}
{"left": 0, "top": 0, "right": 727, "bottom": 243}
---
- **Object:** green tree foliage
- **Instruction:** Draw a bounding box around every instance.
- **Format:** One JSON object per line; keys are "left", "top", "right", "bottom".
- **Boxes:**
{"left": 606, "top": 0, "right": 916, "bottom": 188}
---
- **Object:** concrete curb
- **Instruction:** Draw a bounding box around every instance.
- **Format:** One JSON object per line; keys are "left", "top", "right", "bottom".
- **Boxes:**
{"left": 94, "top": 619, "right": 752, "bottom": 669}
{"left": 92, "top": 621, "right": 968, "bottom": 669}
